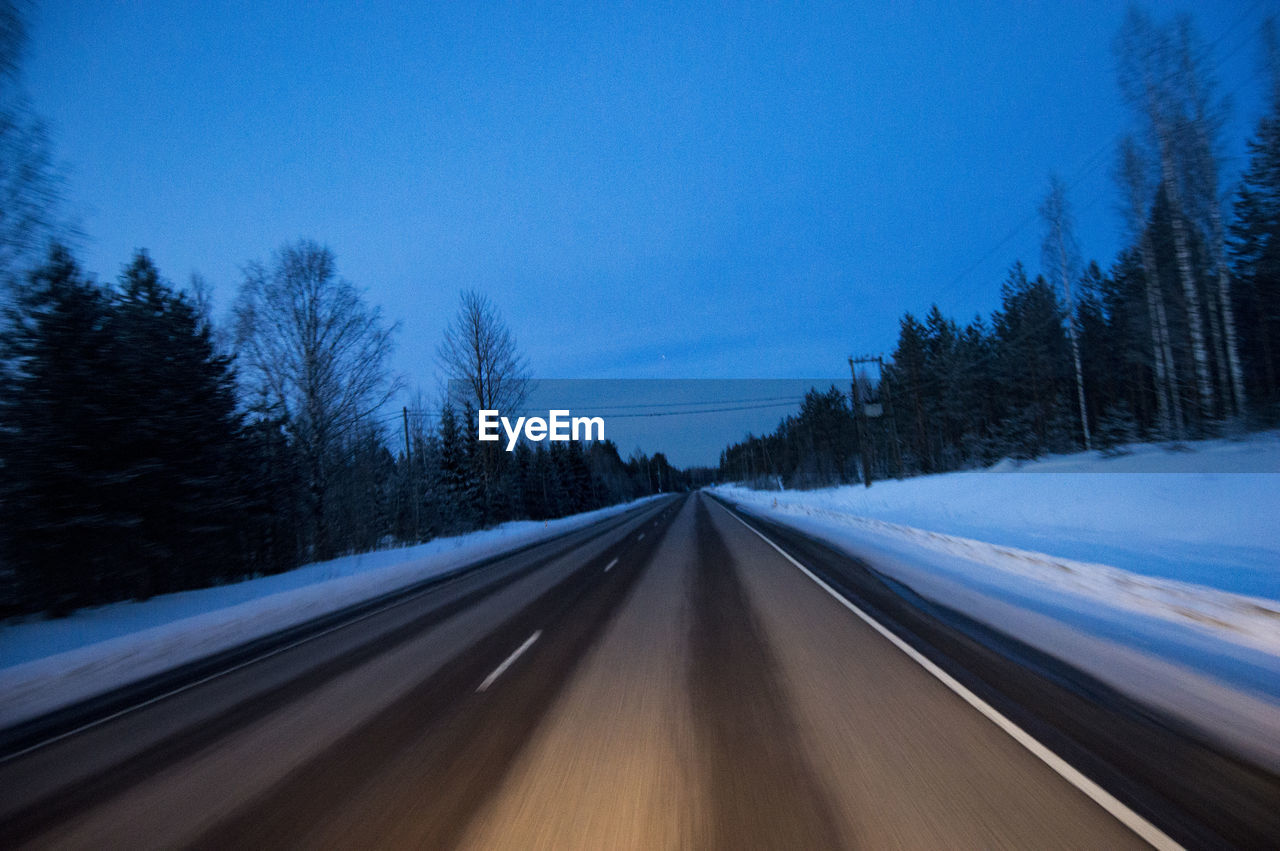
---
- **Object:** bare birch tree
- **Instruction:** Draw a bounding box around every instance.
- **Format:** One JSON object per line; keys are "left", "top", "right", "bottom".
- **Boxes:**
{"left": 1118, "top": 135, "right": 1183, "bottom": 438}
{"left": 437, "top": 290, "right": 529, "bottom": 520}
{"left": 1040, "top": 175, "right": 1091, "bottom": 449}
{"left": 0, "top": 0, "right": 65, "bottom": 294}
{"left": 1117, "top": 6, "right": 1215, "bottom": 427}
{"left": 234, "top": 240, "right": 399, "bottom": 559}
{"left": 1175, "top": 15, "right": 1246, "bottom": 417}
{"left": 437, "top": 289, "right": 529, "bottom": 415}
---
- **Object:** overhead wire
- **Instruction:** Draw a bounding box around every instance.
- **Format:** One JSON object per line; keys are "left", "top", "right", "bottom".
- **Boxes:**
{"left": 934, "top": 2, "right": 1270, "bottom": 306}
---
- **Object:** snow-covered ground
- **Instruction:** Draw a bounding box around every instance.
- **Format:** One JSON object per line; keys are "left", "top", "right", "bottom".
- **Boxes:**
{"left": 714, "top": 433, "right": 1280, "bottom": 769}
{"left": 0, "top": 496, "right": 662, "bottom": 729}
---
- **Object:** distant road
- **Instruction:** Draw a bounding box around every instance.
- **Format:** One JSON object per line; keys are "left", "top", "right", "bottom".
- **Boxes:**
{"left": 1, "top": 492, "right": 1276, "bottom": 848}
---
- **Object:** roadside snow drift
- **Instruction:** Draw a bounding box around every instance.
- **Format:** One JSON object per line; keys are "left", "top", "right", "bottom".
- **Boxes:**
{"left": 714, "top": 433, "right": 1280, "bottom": 769}
{"left": 0, "top": 496, "right": 661, "bottom": 729}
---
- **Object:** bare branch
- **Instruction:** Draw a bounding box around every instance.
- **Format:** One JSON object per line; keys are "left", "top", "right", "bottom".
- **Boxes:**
{"left": 436, "top": 289, "right": 529, "bottom": 414}
{"left": 234, "top": 244, "right": 399, "bottom": 447}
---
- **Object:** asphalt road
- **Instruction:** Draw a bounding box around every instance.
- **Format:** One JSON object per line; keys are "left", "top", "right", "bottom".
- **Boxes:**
{"left": 1, "top": 492, "right": 1276, "bottom": 849}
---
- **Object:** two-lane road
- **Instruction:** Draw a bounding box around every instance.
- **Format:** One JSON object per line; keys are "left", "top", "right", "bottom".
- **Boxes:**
{"left": 439, "top": 494, "right": 1144, "bottom": 850}
{"left": 3, "top": 492, "right": 1273, "bottom": 848}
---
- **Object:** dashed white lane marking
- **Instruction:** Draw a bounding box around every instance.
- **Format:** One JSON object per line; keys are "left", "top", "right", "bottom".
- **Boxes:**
{"left": 477, "top": 631, "right": 541, "bottom": 693}
{"left": 604, "top": 558, "right": 619, "bottom": 573}
{"left": 637, "top": 533, "right": 645, "bottom": 541}
{"left": 710, "top": 498, "right": 1181, "bottom": 851}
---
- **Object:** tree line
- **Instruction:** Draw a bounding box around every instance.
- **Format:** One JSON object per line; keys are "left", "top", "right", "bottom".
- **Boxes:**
{"left": 0, "top": 0, "right": 685, "bottom": 617}
{"left": 721, "top": 9, "right": 1280, "bottom": 488}
{"left": 0, "top": 241, "right": 681, "bottom": 617}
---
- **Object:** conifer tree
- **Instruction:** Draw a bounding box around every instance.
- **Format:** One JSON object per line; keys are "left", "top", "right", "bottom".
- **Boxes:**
{"left": 885, "top": 313, "right": 932, "bottom": 473}
{"left": 1230, "top": 26, "right": 1280, "bottom": 416}
{"left": 1, "top": 248, "right": 251, "bottom": 612}
{"left": 992, "top": 264, "right": 1073, "bottom": 458}
{"left": 240, "top": 406, "right": 304, "bottom": 576}
{"left": 0, "top": 246, "right": 119, "bottom": 612}
{"left": 111, "top": 252, "right": 249, "bottom": 596}
{"left": 435, "top": 401, "right": 479, "bottom": 532}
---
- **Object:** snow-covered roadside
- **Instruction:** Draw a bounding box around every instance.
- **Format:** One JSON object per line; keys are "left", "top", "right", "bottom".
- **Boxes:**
{"left": 717, "top": 493, "right": 1280, "bottom": 659}
{"left": 727, "top": 433, "right": 1280, "bottom": 598}
{"left": 711, "top": 434, "right": 1280, "bottom": 769}
{"left": 0, "top": 496, "right": 663, "bottom": 729}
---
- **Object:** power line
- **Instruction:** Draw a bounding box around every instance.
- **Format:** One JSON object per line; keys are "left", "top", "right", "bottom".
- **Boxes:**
{"left": 601, "top": 401, "right": 803, "bottom": 418}
{"left": 398, "top": 398, "right": 807, "bottom": 421}
{"left": 524, "top": 394, "right": 807, "bottom": 412}
{"left": 934, "top": 3, "right": 1270, "bottom": 304}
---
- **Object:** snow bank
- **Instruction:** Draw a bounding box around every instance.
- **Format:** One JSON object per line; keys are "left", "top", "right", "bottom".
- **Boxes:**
{"left": 718, "top": 492, "right": 1280, "bottom": 658}
{"left": 722, "top": 432, "right": 1280, "bottom": 598}
{"left": 712, "top": 434, "right": 1280, "bottom": 767}
{"left": 0, "top": 496, "right": 661, "bottom": 728}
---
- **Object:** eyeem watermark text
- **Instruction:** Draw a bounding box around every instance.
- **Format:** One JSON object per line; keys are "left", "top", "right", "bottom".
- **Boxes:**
{"left": 478, "top": 409, "right": 605, "bottom": 451}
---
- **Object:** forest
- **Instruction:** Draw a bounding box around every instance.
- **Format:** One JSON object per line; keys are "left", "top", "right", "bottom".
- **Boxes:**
{"left": 0, "top": 241, "right": 685, "bottom": 615}
{"left": 2, "top": 6, "right": 1278, "bottom": 615}
{"left": 719, "top": 10, "right": 1280, "bottom": 489}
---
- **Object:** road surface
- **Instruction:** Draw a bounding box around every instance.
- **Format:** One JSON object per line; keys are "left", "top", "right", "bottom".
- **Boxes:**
{"left": 1, "top": 492, "right": 1276, "bottom": 848}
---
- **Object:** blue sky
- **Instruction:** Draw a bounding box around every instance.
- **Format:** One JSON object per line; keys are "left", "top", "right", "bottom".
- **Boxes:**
{"left": 23, "top": 0, "right": 1273, "bottom": 399}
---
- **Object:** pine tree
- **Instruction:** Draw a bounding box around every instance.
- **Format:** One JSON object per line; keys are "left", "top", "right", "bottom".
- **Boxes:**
{"left": 923, "top": 305, "right": 963, "bottom": 467}
{"left": 0, "top": 246, "right": 121, "bottom": 612}
{"left": 585, "top": 439, "right": 637, "bottom": 504}
{"left": 435, "top": 402, "right": 479, "bottom": 532}
{"left": 459, "top": 402, "right": 493, "bottom": 526}
{"left": 510, "top": 440, "right": 535, "bottom": 519}
{"left": 562, "top": 440, "right": 598, "bottom": 512}
{"left": 413, "top": 428, "right": 443, "bottom": 539}
{"left": 1230, "top": 47, "right": 1280, "bottom": 417}
{"left": 110, "top": 251, "right": 250, "bottom": 597}
{"left": 1097, "top": 402, "right": 1140, "bottom": 454}
{"left": 240, "top": 405, "right": 304, "bottom": 576}
{"left": 535, "top": 444, "right": 570, "bottom": 517}
{"left": 992, "top": 264, "right": 1074, "bottom": 458}
{"left": 0, "top": 248, "right": 252, "bottom": 612}
{"left": 957, "top": 315, "right": 999, "bottom": 464}
{"left": 885, "top": 313, "right": 932, "bottom": 473}
{"left": 1076, "top": 262, "right": 1122, "bottom": 433}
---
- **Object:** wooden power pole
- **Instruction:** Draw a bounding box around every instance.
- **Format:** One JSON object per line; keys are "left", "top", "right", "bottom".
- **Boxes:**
{"left": 849, "top": 356, "right": 874, "bottom": 488}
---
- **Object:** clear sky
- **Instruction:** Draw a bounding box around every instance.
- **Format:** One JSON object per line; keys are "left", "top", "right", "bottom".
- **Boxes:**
{"left": 22, "top": 0, "right": 1274, "bottom": 399}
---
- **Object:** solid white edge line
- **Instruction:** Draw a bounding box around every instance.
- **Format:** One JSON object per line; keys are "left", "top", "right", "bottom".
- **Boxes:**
{"left": 604, "top": 558, "right": 619, "bottom": 572}
{"left": 477, "top": 631, "right": 541, "bottom": 693}
{"left": 710, "top": 497, "right": 1181, "bottom": 851}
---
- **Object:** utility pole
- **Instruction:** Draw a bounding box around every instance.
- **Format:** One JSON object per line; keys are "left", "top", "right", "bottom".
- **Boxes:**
{"left": 402, "top": 406, "right": 420, "bottom": 539}
{"left": 849, "top": 356, "right": 874, "bottom": 488}
{"left": 402, "top": 406, "right": 411, "bottom": 461}
{"left": 850, "top": 354, "right": 899, "bottom": 485}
